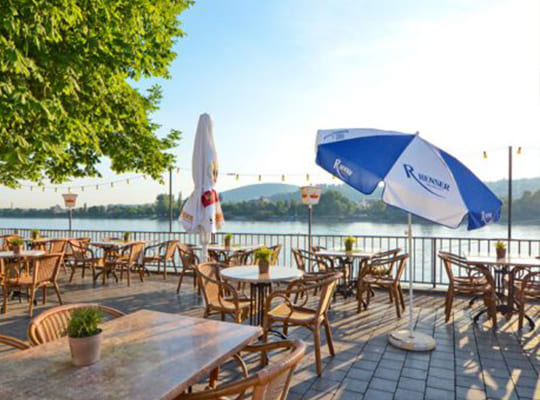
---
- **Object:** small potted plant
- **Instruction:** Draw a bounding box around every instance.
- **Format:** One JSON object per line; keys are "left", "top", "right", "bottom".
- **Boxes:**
{"left": 224, "top": 233, "right": 233, "bottom": 249}
{"left": 495, "top": 241, "right": 506, "bottom": 259}
{"left": 30, "top": 229, "right": 40, "bottom": 240}
{"left": 344, "top": 236, "right": 356, "bottom": 253}
{"left": 67, "top": 308, "right": 104, "bottom": 367}
{"left": 9, "top": 238, "right": 24, "bottom": 255}
{"left": 254, "top": 246, "right": 273, "bottom": 274}
{"left": 123, "top": 232, "right": 131, "bottom": 242}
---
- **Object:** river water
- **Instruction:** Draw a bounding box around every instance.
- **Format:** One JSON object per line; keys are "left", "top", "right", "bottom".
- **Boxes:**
{"left": 0, "top": 217, "right": 538, "bottom": 239}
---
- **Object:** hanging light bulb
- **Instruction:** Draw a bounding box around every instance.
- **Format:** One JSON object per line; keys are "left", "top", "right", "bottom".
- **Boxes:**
{"left": 96, "top": 185, "right": 99, "bottom": 190}
{"left": 517, "top": 146, "right": 522, "bottom": 155}
{"left": 281, "top": 174, "right": 285, "bottom": 182}
{"left": 306, "top": 174, "right": 310, "bottom": 182}
{"left": 126, "top": 179, "right": 130, "bottom": 185}
{"left": 30, "top": 186, "right": 33, "bottom": 191}
{"left": 81, "top": 186, "right": 85, "bottom": 192}
{"left": 111, "top": 182, "right": 114, "bottom": 188}
{"left": 176, "top": 167, "right": 180, "bottom": 173}
{"left": 235, "top": 174, "right": 239, "bottom": 181}
{"left": 483, "top": 151, "right": 488, "bottom": 159}
{"left": 258, "top": 175, "right": 262, "bottom": 182}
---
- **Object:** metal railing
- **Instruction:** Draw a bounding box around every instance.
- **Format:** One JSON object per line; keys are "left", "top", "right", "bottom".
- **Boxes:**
{"left": 2, "top": 227, "right": 539, "bottom": 288}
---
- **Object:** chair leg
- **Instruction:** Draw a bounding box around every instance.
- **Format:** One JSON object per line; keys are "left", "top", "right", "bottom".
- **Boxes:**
{"left": 323, "top": 317, "right": 335, "bottom": 356}
{"left": 388, "top": 289, "right": 393, "bottom": 304}
{"left": 28, "top": 287, "right": 37, "bottom": 317}
{"left": 163, "top": 260, "right": 167, "bottom": 280}
{"left": 444, "top": 289, "right": 453, "bottom": 322}
{"left": 2, "top": 285, "right": 8, "bottom": 314}
{"left": 283, "top": 321, "right": 289, "bottom": 336}
{"left": 171, "top": 259, "right": 178, "bottom": 274}
{"left": 176, "top": 270, "right": 185, "bottom": 294}
{"left": 518, "top": 299, "right": 524, "bottom": 330}
{"left": 393, "top": 287, "right": 401, "bottom": 318}
{"left": 313, "top": 325, "right": 323, "bottom": 376}
{"left": 398, "top": 285, "right": 405, "bottom": 309}
{"left": 69, "top": 263, "right": 76, "bottom": 283}
{"left": 42, "top": 286, "right": 47, "bottom": 304}
{"left": 53, "top": 282, "right": 63, "bottom": 305}
{"left": 126, "top": 265, "right": 131, "bottom": 287}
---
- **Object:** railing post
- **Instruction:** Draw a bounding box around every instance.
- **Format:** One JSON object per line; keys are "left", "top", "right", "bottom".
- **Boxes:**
{"left": 431, "top": 238, "right": 437, "bottom": 288}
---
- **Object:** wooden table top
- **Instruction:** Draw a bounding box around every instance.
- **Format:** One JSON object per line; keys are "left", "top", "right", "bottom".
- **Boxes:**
{"left": 221, "top": 265, "right": 304, "bottom": 284}
{"left": 0, "top": 250, "right": 45, "bottom": 258}
{"left": 465, "top": 255, "right": 540, "bottom": 267}
{"left": 0, "top": 310, "right": 261, "bottom": 400}
{"left": 205, "top": 244, "right": 264, "bottom": 252}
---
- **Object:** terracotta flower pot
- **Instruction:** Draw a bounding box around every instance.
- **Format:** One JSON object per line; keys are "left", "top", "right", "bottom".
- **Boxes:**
{"left": 13, "top": 245, "right": 22, "bottom": 255}
{"left": 496, "top": 248, "right": 506, "bottom": 259}
{"left": 345, "top": 243, "right": 353, "bottom": 253}
{"left": 258, "top": 260, "right": 270, "bottom": 274}
{"left": 69, "top": 330, "right": 103, "bottom": 367}
{"left": 224, "top": 238, "right": 231, "bottom": 249}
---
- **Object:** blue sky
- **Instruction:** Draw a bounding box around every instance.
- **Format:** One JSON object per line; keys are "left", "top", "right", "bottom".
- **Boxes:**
{"left": 2, "top": 0, "right": 539, "bottom": 207}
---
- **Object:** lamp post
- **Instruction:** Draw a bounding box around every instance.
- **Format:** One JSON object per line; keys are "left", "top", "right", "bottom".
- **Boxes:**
{"left": 300, "top": 186, "right": 322, "bottom": 252}
{"left": 62, "top": 193, "right": 78, "bottom": 233}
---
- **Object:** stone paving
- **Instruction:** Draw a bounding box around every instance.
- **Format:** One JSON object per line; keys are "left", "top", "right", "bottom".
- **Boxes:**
{"left": 0, "top": 271, "right": 538, "bottom": 400}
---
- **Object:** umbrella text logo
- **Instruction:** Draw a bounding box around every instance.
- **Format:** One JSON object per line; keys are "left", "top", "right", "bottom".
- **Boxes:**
{"left": 333, "top": 159, "right": 353, "bottom": 180}
{"left": 403, "top": 164, "right": 450, "bottom": 198}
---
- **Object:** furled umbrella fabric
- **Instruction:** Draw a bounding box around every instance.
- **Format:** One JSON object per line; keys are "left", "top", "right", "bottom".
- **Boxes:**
{"left": 180, "top": 114, "right": 224, "bottom": 259}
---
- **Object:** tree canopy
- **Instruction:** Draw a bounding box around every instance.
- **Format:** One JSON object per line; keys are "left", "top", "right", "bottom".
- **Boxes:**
{"left": 0, "top": 0, "right": 193, "bottom": 187}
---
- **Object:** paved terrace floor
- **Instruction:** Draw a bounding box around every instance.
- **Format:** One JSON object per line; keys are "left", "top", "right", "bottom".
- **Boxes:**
{"left": 0, "top": 271, "right": 538, "bottom": 400}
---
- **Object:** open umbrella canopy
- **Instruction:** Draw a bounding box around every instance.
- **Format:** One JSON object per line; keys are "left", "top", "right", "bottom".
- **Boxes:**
{"left": 180, "top": 113, "right": 224, "bottom": 236}
{"left": 316, "top": 128, "right": 502, "bottom": 230}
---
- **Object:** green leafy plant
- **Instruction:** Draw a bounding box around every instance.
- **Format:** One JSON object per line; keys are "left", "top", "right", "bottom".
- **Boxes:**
{"left": 123, "top": 232, "right": 131, "bottom": 242}
{"left": 31, "top": 229, "right": 40, "bottom": 240}
{"left": 67, "top": 308, "right": 104, "bottom": 338}
{"left": 225, "top": 233, "right": 233, "bottom": 241}
{"left": 344, "top": 236, "right": 356, "bottom": 251}
{"left": 8, "top": 238, "right": 24, "bottom": 247}
{"left": 495, "top": 241, "right": 506, "bottom": 250}
{"left": 254, "top": 246, "right": 273, "bottom": 263}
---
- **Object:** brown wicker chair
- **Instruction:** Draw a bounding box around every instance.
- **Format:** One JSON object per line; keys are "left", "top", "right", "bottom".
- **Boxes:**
{"left": 67, "top": 239, "right": 102, "bottom": 282}
{"left": 176, "top": 340, "right": 306, "bottom": 400}
{"left": 268, "top": 244, "right": 282, "bottom": 266}
{"left": 439, "top": 251, "right": 497, "bottom": 325}
{"left": 196, "top": 262, "right": 251, "bottom": 323}
{"left": 357, "top": 253, "right": 409, "bottom": 318}
{"left": 2, "top": 253, "right": 64, "bottom": 316}
{"left": 0, "top": 234, "right": 21, "bottom": 251}
{"left": 0, "top": 334, "right": 30, "bottom": 351}
{"left": 27, "top": 302, "right": 125, "bottom": 346}
{"left": 513, "top": 266, "right": 539, "bottom": 329}
{"left": 143, "top": 240, "right": 179, "bottom": 279}
{"left": 97, "top": 242, "right": 145, "bottom": 287}
{"left": 176, "top": 243, "right": 200, "bottom": 293}
{"left": 262, "top": 272, "right": 340, "bottom": 376}
{"left": 31, "top": 238, "right": 67, "bottom": 254}
{"left": 291, "top": 248, "right": 330, "bottom": 275}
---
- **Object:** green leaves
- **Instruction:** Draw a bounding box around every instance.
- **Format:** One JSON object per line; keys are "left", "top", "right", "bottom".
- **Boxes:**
{"left": 0, "top": 0, "right": 193, "bottom": 187}
{"left": 67, "top": 308, "right": 104, "bottom": 338}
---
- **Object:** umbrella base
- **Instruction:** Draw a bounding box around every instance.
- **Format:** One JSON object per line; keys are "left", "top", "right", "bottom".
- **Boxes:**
{"left": 388, "top": 330, "right": 436, "bottom": 352}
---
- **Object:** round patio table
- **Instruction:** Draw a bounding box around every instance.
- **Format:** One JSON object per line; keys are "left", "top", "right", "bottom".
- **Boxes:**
{"left": 0, "top": 250, "right": 46, "bottom": 307}
{"left": 221, "top": 265, "right": 303, "bottom": 326}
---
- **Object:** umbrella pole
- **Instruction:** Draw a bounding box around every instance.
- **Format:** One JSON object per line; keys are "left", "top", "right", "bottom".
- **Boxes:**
{"left": 388, "top": 213, "right": 436, "bottom": 352}
{"left": 407, "top": 213, "right": 414, "bottom": 336}
{"left": 200, "top": 229, "right": 210, "bottom": 262}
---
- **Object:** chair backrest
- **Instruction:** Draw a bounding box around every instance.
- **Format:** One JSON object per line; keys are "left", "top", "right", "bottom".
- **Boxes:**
{"left": 365, "top": 253, "right": 409, "bottom": 283}
{"left": 126, "top": 242, "right": 145, "bottom": 263}
{"left": 32, "top": 254, "right": 64, "bottom": 284}
{"left": 179, "top": 340, "right": 306, "bottom": 400}
{"left": 519, "top": 267, "right": 540, "bottom": 299}
{"left": 163, "top": 240, "right": 179, "bottom": 260}
{"left": 178, "top": 243, "right": 199, "bottom": 268}
{"left": 34, "top": 239, "right": 67, "bottom": 254}
{"left": 27, "top": 303, "right": 125, "bottom": 346}
{"left": 1, "top": 235, "right": 21, "bottom": 251}
{"left": 268, "top": 244, "right": 282, "bottom": 266}
{"left": 0, "top": 335, "right": 30, "bottom": 352}
{"left": 438, "top": 251, "right": 469, "bottom": 281}
{"left": 291, "top": 248, "right": 329, "bottom": 273}
{"left": 367, "top": 248, "right": 402, "bottom": 277}
{"left": 315, "top": 273, "right": 340, "bottom": 316}
{"left": 196, "top": 262, "right": 228, "bottom": 307}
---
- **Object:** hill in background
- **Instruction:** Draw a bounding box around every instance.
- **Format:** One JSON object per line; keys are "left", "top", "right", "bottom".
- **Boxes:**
{"left": 220, "top": 177, "right": 540, "bottom": 204}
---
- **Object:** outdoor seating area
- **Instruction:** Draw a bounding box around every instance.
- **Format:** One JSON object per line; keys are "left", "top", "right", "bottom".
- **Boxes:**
{"left": 0, "top": 231, "right": 538, "bottom": 399}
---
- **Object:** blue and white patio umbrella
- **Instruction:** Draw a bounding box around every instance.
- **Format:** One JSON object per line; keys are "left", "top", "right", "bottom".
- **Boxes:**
{"left": 316, "top": 128, "right": 502, "bottom": 350}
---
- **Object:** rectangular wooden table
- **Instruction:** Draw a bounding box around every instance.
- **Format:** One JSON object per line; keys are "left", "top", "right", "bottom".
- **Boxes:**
{"left": 0, "top": 310, "right": 261, "bottom": 400}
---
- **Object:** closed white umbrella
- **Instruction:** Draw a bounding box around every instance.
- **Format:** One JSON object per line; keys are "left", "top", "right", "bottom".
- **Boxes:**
{"left": 180, "top": 113, "right": 224, "bottom": 260}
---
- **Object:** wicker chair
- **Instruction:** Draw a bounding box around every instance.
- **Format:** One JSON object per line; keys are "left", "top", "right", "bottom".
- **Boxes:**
{"left": 439, "top": 251, "right": 497, "bottom": 325}
{"left": 196, "top": 262, "right": 251, "bottom": 323}
{"left": 97, "top": 242, "right": 145, "bottom": 287}
{"left": 27, "top": 302, "right": 125, "bottom": 346}
{"left": 67, "top": 239, "right": 102, "bottom": 282}
{"left": 0, "top": 335, "right": 30, "bottom": 351}
{"left": 2, "top": 253, "right": 64, "bottom": 316}
{"left": 143, "top": 240, "right": 179, "bottom": 279}
{"left": 268, "top": 244, "right": 282, "bottom": 266}
{"left": 513, "top": 266, "right": 539, "bottom": 329}
{"left": 176, "top": 340, "right": 306, "bottom": 400}
{"left": 0, "top": 234, "right": 21, "bottom": 251}
{"left": 31, "top": 238, "right": 68, "bottom": 254}
{"left": 176, "top": 243, "right": 200, "bottom": 293}
{"left": 262, "top": 272, "right": 340, "bottom": 376}
{"left": 357, "top": 253, "right": 409, "bottom": 318}
{"left": 291, "top": 248, "right": 330, "bottom": 275}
